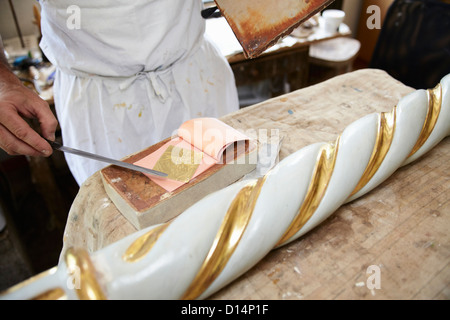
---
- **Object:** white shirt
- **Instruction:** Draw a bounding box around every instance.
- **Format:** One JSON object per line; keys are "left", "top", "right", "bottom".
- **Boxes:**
{"left": 39, "top": 0, "right": 239, "bottom": 185}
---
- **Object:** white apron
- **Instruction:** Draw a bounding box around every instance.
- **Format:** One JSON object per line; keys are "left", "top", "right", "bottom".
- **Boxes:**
{"left": 39, "top": 0, "right": 239, "bottom": 185}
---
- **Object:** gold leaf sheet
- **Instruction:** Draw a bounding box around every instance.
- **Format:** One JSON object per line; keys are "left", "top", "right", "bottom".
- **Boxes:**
{"left": 153, "top": 145, "right": 203, "bottom": 183}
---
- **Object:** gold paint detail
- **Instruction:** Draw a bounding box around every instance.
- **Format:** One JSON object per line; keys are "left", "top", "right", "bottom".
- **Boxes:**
{"left": 33, "top": 288, "right": 67, "bottom": 300}
{"left": 123, "top": 222, "right": 171, "bottom": 263}
{"left": 276, "top": 137, "right": 340, "bottom": 246}
{"left": 181, "top": 177, "right": 266, "bottom": 300}
{"left": 349, "top": 109, "right": 397, "bottom": 197}
{"left": 65, "top": 248, "right": 107, "bottom": 300}
{"left": 408, "top": 84, "right": 442, "bottom": 158}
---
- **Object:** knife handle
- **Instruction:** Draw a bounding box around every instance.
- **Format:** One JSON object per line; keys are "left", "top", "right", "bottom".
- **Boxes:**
{"left": 201, "top": 6, "right": 221, "bottom": 19}
{"left": 43, "top": 138, "right": 62, "bottom": 150}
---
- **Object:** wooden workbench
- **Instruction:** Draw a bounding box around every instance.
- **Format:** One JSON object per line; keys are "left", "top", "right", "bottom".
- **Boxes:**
{"left": 61, "top": 69, "right": 449, "bottom": 300}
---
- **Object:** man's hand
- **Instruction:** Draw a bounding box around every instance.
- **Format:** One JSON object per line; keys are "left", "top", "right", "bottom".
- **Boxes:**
{"left": 0, "top": 74, "right": 58, "bottom": 157}
{"left": 0, "top": 35, "right": 58, "bottom": 157}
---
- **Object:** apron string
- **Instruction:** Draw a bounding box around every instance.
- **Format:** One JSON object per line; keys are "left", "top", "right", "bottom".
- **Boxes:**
{"left": 118, "top": 70, "right": 169, "bottom": 103}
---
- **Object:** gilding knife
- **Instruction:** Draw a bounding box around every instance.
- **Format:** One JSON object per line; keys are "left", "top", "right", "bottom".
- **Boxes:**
{"left": 45, "top": 139, "right": 168, "bottom": 178}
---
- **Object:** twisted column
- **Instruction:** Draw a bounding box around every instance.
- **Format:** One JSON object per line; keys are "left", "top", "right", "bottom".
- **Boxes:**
{"left": 2, "top": 74, "right": 449, "bottom": 300}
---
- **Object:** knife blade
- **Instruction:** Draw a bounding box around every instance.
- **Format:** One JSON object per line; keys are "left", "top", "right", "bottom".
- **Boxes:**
{"left": 45, "top": 139, "right": 168, "bottom": 178}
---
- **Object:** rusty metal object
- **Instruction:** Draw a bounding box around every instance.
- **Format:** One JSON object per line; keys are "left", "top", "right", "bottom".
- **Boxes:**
{"left": 214, "top": 0, "right": 335, "bottom": 59}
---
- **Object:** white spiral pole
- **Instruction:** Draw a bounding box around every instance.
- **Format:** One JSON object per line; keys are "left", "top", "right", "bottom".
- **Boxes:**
{"left": 2, "top": 74, "right": 449, "bottom": 300}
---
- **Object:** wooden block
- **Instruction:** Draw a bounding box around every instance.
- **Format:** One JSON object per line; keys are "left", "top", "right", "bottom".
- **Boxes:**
{"left": 101, "top": 139, "right": 257, "bottom": 230}
{"left": 215, "top": 0, "right": 335, "bottom": 58}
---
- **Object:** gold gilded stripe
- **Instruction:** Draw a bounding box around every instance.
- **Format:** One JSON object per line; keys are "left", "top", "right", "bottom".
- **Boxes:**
{"left": 349, "top": 109, "right": 396, "bottom": 198}
{"left": 123, "top": 222, "right": 171, "bottom": 263}
{"left": 33, "top": 288, "right": 66, "bottom": 300}
{"left": 181, "top": 177, "right": 266, "bottom": 300}
{"left": 276, "top": 137, "right": 340, "bottom": 247}
{"left": 65, "top": 248, "right": 107, "bottom": 300}
{"left": 407, "top": 84, "right": 442, "bottom": 158}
